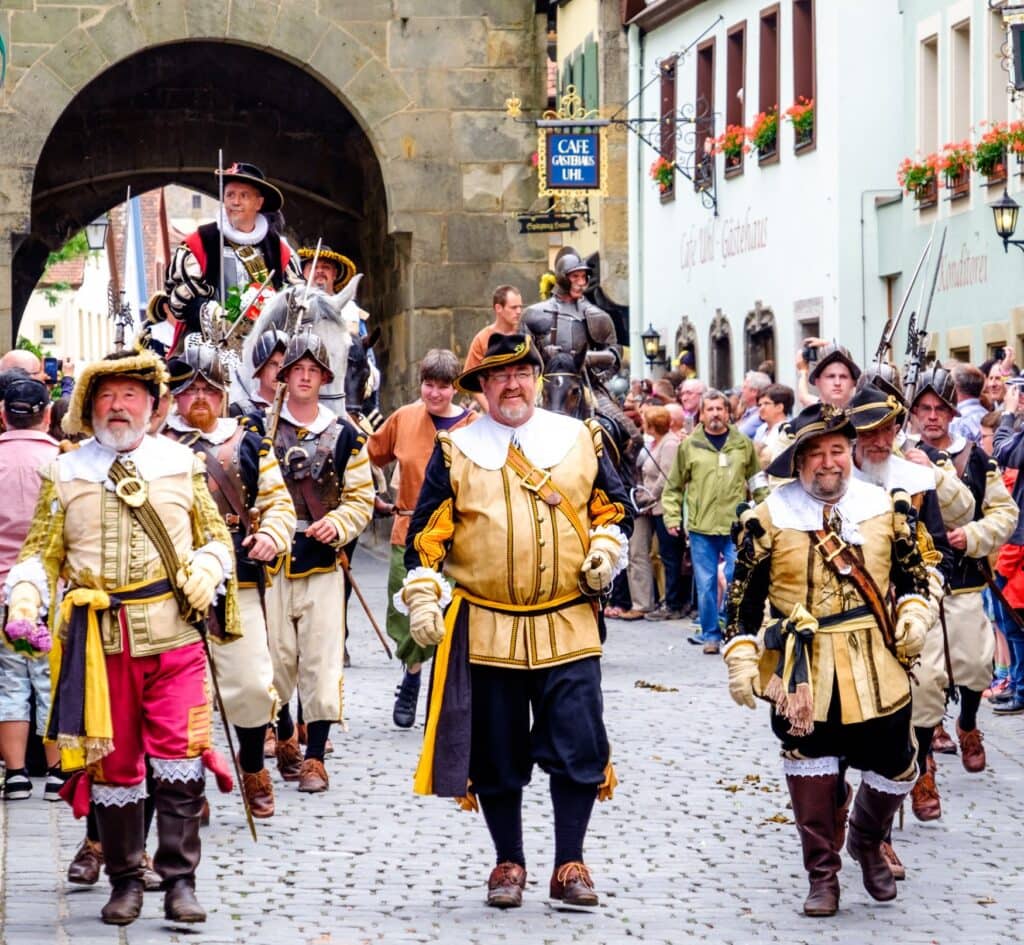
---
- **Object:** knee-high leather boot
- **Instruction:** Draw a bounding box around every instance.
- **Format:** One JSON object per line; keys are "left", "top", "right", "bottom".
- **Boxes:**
{"left": 94, "top": 797, "right": 146, "bottom": 925}
{"left": 787, "top": 774, "right": 841, "bottom": 916}
{"left": 152, "top": 775, "right": 206, "bottom": 923}
{"left": 845, "top": 782, "right": 906, "bottom": 902}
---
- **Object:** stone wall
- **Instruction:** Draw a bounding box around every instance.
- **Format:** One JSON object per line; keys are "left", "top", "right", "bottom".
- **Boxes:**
{"left": 0, "top": 0, "right": 551, "bottom": 406}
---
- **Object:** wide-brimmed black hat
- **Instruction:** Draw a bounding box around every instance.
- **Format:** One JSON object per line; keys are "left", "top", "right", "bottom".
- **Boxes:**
{"left": 455, "top": 333, "right": 543, "bottom": 394}
{"left": 216, "top": 161, "right": 283, "bottom": 213}
{"left": 809, "top": 343, "right": 862, "bottom": 384}
{"left": 846, "top": 382, "right": 907, "bottom": 432}
{"left": 297, "top": 245, "right": 357, "bottom": 292}
{"left": 766, "top": 402, "right": 857, "bottom": 479}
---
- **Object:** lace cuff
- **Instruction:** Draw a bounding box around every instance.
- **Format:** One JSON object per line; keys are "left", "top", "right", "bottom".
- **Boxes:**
{"left": 863, "top": 769, "right": 915, "bottom": 795}
{"left": 589, "top": 524, "right": 629, "bottom": 577}
{"left": 722, "top": 635, "right": 759, "bottom": 659}
{"left": 4, "top": 557, "right": 50, "bottom": 616}
{"left": 150, "top": 756, "right": 205, "bottom": 782}
{"left": 783, "top": 756, "right": 840, "bottom": 778}
{"left": 394, "top": 567, "right": 452, "bottom": 616}
{"left": 92, "top": 782, "right": 147, "bottom": 806}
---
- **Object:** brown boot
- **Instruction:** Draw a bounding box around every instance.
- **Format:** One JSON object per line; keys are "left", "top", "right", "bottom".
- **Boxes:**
{"left": 910, "top": 770, "right": 941, "bottom": 821}
{"left": 152, "top": 774, "right": 206, "bottom": 923}
{"left": 94, "top": 797, "right": 146, "bottom": 925}
{"left": 931, "top": 723, "right": 957, "bottom": 754}
{"left": 486, "top": 861, "right": 526, "bottom": 908}
{"left": 550, "top": 861, "right": 598, "bottom": 907}
{"left": 297, "top": 758, "right": 329, "bottom": 793}
{"left": 834, "top": 780, "right": 852, "bottom": 851}
{"left": 297, "top": 723, "right": 308, "bottom": 746}
{"left": 242, "top": 769, "right": 276, "bottom": 818}
{"left": 67, "top": 836, "right": 103, "bottom": 886}
{"left": 276, "top": 735, "right": 303, "bottom": 781}
{"left": 263, "top": 726, "right": 277, "bottom": 758}
{"left": 845, "top": 782, "right": 906, "bottom": 902}
{"left": 787, "top": 774, "right": 841, "bottom": 917}
{"left": 880, "top": 841, "right": 906, "bottom": 881}
{"left": 956, "top": 722, "right": 986, "bottom": 773}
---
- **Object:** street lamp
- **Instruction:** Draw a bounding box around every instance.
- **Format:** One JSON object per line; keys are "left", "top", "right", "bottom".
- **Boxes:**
{"left": 991, "top": 188, "right": 1024, "bottom": 254}
{"left": 641, "top": 324, "right": 662, "bottom": 367}
{"left": 85, "top": 214, "right": 109, "bottom": 252}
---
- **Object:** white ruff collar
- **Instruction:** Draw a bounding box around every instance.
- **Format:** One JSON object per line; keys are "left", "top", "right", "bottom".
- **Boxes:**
{"left": 56, "top": 435, "right": 195, "bottom": 483}
{"left": 448, "top": 409, "right": 583, "bottom": 470}
{"left": 767, "top": 477, "right": 890, "bottom": 544}
{"left": 218, "top": 209, "right": 269, "bottom": 245}
{"left": 853, "top": 453, "right": 935, "bottom": 494}
{"left": 167, "top": 412, "right": 239, "bottom": 445}
{"left": 281, "top": 402, "right": 335, "bottom": 435}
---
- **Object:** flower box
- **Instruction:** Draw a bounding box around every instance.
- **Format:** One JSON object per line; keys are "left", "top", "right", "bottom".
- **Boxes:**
{"left": 945, "top": 165, "right": 970, "bottom": 200}
{"left": 786, "top": 97, "right": 815, "bottom": 153}
{"left": 914, "top": 177, "right": 938, "bottom": 209}
{"left": 751, "top": 109, "right": 779, "bottom": 165}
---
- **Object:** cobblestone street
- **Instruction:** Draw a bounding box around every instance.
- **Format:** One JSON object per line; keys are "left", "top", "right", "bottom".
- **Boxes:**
{"left": 2, "top": 535, "right": 1021, "bottom": 944}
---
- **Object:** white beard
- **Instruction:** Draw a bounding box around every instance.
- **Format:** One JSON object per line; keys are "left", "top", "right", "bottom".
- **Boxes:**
{"left": 495, "top": 400, "right": 531, "bottom": 424}
{"left": 856, "top": 456, "right": 890, "bottom": 488}
{"left": 94, "top": 414, "right": 150, "bottom": 451}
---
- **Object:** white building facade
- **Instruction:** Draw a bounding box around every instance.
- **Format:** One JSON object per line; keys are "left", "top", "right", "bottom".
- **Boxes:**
{"left": 626, "top": 0, "right": 904, "bottom": 389}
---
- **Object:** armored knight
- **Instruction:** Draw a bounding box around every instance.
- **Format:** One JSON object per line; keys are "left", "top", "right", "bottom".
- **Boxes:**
{"left": 522, "top": 251, "right": 620, "bottom": 387}
{"left": 266, "top": 331, "right": 374, "bottom": 793}
{"left": 145, "top": 162, "right": 303, "bottom": 355}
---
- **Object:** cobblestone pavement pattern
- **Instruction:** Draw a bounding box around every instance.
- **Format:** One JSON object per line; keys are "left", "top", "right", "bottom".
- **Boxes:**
{"left": 1, "top": 534, "right": 1021, "bottom": 944}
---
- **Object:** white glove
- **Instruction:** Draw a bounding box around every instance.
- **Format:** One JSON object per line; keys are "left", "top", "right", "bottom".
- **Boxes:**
{"left": 580, "top": 531, "right": 622, "bottom": 593}
{"left": 895, "top": 597, "right": 930, "bottom": 662}
{"left": 6, "top": 583, "right": 41, "bottom": 623}
{"left": 724, "top": 640, "right": 760, "bottom": 709}
{"left": 403, "top": 581, "right": 446, "bottom": 647}
{"left": 175, "top": 552, "right": 223, "bottom": 613}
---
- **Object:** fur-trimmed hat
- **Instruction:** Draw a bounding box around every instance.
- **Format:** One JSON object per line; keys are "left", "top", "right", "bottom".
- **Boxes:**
{"left": 454, "top": 333, "right": 543, "bottom": 394}
{"left": 297, "top": 245, "right": 357, "bottom": 293}
{"left": 766, "top": 402, "right": 857, "bottom": 479}
{"left": 63, "top": 350, "right": 169, "bottom": 436}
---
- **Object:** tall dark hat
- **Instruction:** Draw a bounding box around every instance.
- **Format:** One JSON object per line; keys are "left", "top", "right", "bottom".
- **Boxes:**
{"left": 808, "top": 343, "right": 862, "bottom": 385}
{"left": 216, "top": 162, "right": 284, "bottom": 214}
{"left": 766, "top": 402, "right": 857, "bottom": 479}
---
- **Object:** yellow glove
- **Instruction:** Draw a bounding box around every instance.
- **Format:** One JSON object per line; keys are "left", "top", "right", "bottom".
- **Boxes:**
{"left": 895, "top": 597, "right": 930, "bottom": 662}
{"left": 580, "top": 531, "right": 622, "bottom": 593}
{"left": 6, "top": 582, "right": 42, "bottom": 623}
{"left": 403, "top": 581, "right": 446, "bottom": 647}
{"left": 175, "top": 552, "right": 223, "bottom": 614}
{"left": 724, "top": 640, "right": 760, "bottom": 709}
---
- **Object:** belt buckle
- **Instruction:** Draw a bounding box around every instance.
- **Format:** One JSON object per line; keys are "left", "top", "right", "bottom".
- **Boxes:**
{"left": 520, "top": 468, "right": 551, "bottom": 494}
{"left": 815, "top": 531, "right": 848, "bottom": 563}
{"left": 114, "top": 475, "right": 147, "bottom": 508}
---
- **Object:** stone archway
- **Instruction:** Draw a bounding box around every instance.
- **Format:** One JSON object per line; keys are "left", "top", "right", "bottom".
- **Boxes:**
{"left": 0, "top": 2, "right": 546, "bottom": 405}
{"left": 709, "top": 309, "right": 732, "bottom": 390}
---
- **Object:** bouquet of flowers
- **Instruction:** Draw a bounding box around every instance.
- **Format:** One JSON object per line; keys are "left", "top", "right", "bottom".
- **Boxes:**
{"left": 224, "top": 282, "right": 275, "bottom": 323}
{"left": 4, "top": 618, "right": 52, "bottom": 658}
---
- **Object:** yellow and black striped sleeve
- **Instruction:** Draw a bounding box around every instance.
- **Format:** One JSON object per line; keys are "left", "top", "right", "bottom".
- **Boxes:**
{"left": 404, "top": 440, "right": 456, "bottom": 572}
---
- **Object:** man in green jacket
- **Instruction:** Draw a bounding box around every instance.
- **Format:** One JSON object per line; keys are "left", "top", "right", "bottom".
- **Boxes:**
{"left": 662, "top": 389, "right": 766, "bottom": 654}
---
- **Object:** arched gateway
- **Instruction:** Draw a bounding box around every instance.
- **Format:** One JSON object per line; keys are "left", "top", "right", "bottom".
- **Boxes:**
{"left": 0, "top": 2, "right": 545, "bottom": 404}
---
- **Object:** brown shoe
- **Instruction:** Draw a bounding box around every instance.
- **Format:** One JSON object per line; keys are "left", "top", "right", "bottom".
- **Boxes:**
{"left": 141, "top": 852, "right": 163, "bottom": 891}
{"left": 263, "top": 726, "right": 277, "bottom": 758}
{"left": 297, "top": 758, "right": 329, "bottom": 793}
{"left": 880, "top": 841, "right": 906, "bottom": 881}
{"left": 549, "top": 861, "right": 598, "bottom": 908}
{"left": 956, "top": 722, "right": 986, "bottom": 773}
{"left": 702, "top": 641, "right": 721, "bottom": 655}
{"left": 66, "top": 837, "right": 103, "bottom": 885}
{"left": 241, "top": 768, "right": 276, "bottom": 818}
{"left": 276, "top": 735, "right": 303, "bottom": 781}
{"left": 910, "top": 771, "right": 941, "bottom": 821}
{"left": 486, "top": 861, "right": 526, "bottom": 908}
{"left": 931, "top": 723, "right": 957, "bottom": 754}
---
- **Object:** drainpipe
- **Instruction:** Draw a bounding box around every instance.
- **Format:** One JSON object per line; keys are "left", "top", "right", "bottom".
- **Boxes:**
{"left": 628, "top": 23, "right": 644, "bottom": 382}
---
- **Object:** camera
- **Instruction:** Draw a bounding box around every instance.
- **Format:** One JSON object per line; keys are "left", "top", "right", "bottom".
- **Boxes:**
{"left": 801, "top": 345, "right": 819, "bottom": 365}
{"left": 43, "top": 357, "right": 59, "bottom": 383}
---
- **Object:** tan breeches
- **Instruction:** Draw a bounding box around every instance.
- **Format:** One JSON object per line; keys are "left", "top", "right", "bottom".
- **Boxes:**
{"left": 265, "top": 568, "right": 346, "bottom": 723}
{"left": 208, "top": 588, "right": 280, "bottom": 729}
{"left": 911, "top": 591, "right": 995, "bottom": 727}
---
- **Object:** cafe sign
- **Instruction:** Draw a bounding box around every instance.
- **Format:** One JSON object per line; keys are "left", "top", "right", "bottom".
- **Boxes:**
{"left": 536, "top": 86, "right": 608, "bottom": 198}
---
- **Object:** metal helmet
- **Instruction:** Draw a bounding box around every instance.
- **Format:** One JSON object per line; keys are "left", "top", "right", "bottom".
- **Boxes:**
{"left": 553, "top": 251, "right": 591, "bottom": 293}
{"left": 252, "top": 329, "right": 288, "bottom": 375}
{"left": 277, "top": 329, "right": 335, "bottom": 383}
{"left": 169, "top": 343, "right": 228, "bottom": 394}
{"left": 912, "top": 365, "right": 959, "bottom": 414}
{"left": 859, "top": 359, "right": 905, "bottom": 407}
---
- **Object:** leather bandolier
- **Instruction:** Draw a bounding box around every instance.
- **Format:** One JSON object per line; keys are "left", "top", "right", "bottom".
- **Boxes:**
{"left": 272, "top": 417, "right": 364, "bottom": 578}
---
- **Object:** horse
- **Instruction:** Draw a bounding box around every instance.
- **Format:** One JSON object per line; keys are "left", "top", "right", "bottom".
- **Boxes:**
{"left": 235, "top": 283, "right": 355, "bottom": 417}
{"left": 539, "top": 351, "right": 641, "bottom": 486}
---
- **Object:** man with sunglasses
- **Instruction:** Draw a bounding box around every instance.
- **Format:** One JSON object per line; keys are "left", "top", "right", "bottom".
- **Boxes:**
{"left": 399, "top": 333, "right": 632, "bottom": 911}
